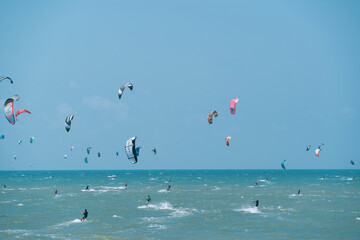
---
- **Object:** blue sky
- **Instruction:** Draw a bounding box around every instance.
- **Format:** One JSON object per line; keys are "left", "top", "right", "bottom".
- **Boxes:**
{"left": 0, "top": 0, "right": 359, "bottom": 170}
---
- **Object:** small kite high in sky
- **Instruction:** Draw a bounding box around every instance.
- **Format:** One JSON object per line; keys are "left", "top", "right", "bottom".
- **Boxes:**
{"left": 229, "top": 98, "right": 239, "bottom": 116}
{"left": 118, "top": 83, "right": 133, "bottom": 100}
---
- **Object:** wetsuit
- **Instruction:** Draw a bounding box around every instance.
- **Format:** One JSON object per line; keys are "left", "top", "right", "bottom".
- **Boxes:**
{"left": 255, "top": 200, "right": 259, "bottom": 207}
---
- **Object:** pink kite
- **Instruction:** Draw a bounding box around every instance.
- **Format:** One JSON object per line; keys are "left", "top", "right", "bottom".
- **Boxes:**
{"left": 229, "top": 98, "right": 239, "bottom": 116}
{"left": 15, "top": 109, "right": 31, "bottom": 120}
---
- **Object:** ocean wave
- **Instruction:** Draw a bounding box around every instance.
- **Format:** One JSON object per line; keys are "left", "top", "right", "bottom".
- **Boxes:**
{"left": 54, "top": 219, "right": 83, "bottom": 227}
{"left": 81, "top": 189, "right": 96, "bottom": 192}
{"left": 289, "top": 194, "right": 302, "bottom": 197}
{"left": 356, "top": 217, "right": 360, "bottom": 221}
{"left": 113, "top": 215, "right": 122, "bottom": 218}
{"left": 234, "top": 207, "right": 261, "bottom": 214}
{"left": 108, "top": 175, "right": 117, "bottom": 178}
{"left": 17, "top": 203, "right": 24, "bottom": 206}
{"left": 148, "top": 224, "right": 167, "bottom": 230}
{"left": 212, "top": 186, "right": 221, "bottom": 191}
{"left": 138, "top": 202, "right": 196, "bottom": 218}
{"left": 158, "top": 189, "right": 168, "bottom": 193}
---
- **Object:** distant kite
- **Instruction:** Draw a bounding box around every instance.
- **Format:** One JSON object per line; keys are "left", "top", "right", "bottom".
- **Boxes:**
{"left": 207, "top": 110, "right": 218, "bottom": 124}
{"left": 351, "top": 160, "right": 355, "bottom": 165}
{"left": 229, "top": 98, "right": 239, "bottom": 116}
{"left": 281, "top": 160, "right": 286, "bottom": 170}
{"left": 306, "top": 145, "right": 311, "bottom": 151}
{"left": 0, "top": 135, "right": 4, "bottom": 139}
{"left": 118, "top": 83, "right": 133, "bottom": 100}
{"left": 65, "top": 115, "right": 74, "bottom": 132}
{"left": 151, "top": 147, "right": 157, "bottom": 154}
{"left": 0, "top": 76, "right": 13, "bottom": 84}
{"left": 225, "top": 136, "right": 232, "bottom": 147}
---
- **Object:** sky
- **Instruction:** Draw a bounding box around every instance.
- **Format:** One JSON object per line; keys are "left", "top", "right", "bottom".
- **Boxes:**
{"left": 0, "top": 0, "right": 359, "bottom": 170}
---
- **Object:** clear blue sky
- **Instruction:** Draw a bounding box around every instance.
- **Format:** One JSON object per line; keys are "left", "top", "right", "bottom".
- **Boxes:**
{"left": 0, "top": 0, "right": 359, "bottom": 170}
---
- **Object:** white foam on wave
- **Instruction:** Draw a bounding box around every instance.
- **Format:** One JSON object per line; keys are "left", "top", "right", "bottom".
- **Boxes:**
{"left": 108, "top": 175, "right": 117, "bottom": 178}
{"left": 158, "top": 189, "right": 167, "bottom": 193}
{"left": 234, "top": 207, "right": 261, "bottom": 214}
{"left": 150, "top": 177, "right": 157, "bottom": 181}
{"left": 289, "top": 194, "right": 302, "bottom": 197}
{"left": 212, "top": 186, "right": 221, "bottom": 191}
{"left": 138, "top": 201, "right": 196, "bottom": 218}
{"left": 81, "top": 189, "right": 96, "bottom": 192}
{"left": 17, "top": 203, "right": 24, "bottom": 206}
{"left": 148, "top": 224, "right": 167, "bottom": 230}
{"left": 356, "top": 217, "right": 360, "bottom": 221}
{"left": 55, "top": 219, "right": 82, "bottom": 227}
{"left": 113, "top": 215, "right": 122, "bottom": 218}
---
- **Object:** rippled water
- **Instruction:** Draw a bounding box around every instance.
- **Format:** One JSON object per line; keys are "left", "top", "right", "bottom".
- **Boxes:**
{"left": 0, "top": 170, "right": 359, "bottom": 239}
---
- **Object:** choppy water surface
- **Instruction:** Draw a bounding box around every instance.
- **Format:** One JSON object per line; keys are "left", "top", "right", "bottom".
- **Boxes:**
{"left": 0, "top": 170, "right": 359, "bottom": 239}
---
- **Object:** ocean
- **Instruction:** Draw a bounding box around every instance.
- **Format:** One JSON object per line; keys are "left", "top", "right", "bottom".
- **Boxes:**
{"left": 0, "top": 170, "right": 359, "bottom": 239}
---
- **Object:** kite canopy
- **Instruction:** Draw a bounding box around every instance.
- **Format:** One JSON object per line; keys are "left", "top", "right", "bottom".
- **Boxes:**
{"left": 151, "top": 147, "right": 157, "bottom": 154}
{"left": 306, "top": 145, "right": 311, "bottom": 151}
{"left": 0, "top": 135, "right": 4, "bottom": 139}
{"left": 84, "top": 157, "right": 88, "bottom": 164}
{"left": 65, "top": 115, "right": 74, "bottom": 132}
{"left": 125, "top": 137, "right": 139, "bottom": 164}
{"left": 98, "top": 152, "right": 101, "bottom": 157}
{"left": 15, "top": 109, "right": 31, "bottom": 120}
{"left": 225, "top": 136, "right": 231, "bottom": 147}
{"left": 71, "top": 146, "right": 75, "bottom": 151}
{"left": 87, "top": 147, "right": 92, "bottom": 154}
{"left": 118, "top": 83, "right": 133, "bottom": 99}
{"left": 64, "top": 155, "right": 67, "bottom": 160}
{"left": 229, "top": 98, "right": 239, "bottom": 116}
{"left": 18, "top": 140, "right": 22, "bottom": 145}
{"left": 207, "top": 110, "right": 218, "bottom": 124}
{"left": 315, "top": 148, "right": 320, "bottom": 157}
{"left": 4, "top": 95, "right": 19, "bottom": 125}
{"left": 0, "top": 76, "right": 13, "bottom": 84}
{"left": 350, "top": 160, "right": 355, "bottom": 165}
{"left": 281, "top": 160, "right": 286, "bottom": 170}
{"left": 30, "top": 137, "right": 34, "bottom": 143}
{"left": 116, "top": 152, "right": 119, "bottom": 156}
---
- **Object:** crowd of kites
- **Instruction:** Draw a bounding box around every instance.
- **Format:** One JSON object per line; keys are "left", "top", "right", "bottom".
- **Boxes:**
{"left": 0, "top": 76, "right": 357, "bottom": 168}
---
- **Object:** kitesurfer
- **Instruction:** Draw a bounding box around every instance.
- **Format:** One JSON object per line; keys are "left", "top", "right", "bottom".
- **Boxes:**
{"left": 85, "top": 185, "right": 89, "bottom": 190}
{"left": 3, "top": 184, "right": 6, "bottom": 189}
{"left": 255, "top": 182, "right": 258, "bottom": 187}
{"left": 124, "top": 183, "right": 127, "bottom": 189}
{"left": 145, "top": 195, "right": 151, "bottom": 205}
{"left": 81, "top": 209, "right": 88, "bottom": 221}
{"left": 167, "top": 185, "right": 171, "bottom": 191}
{"left": 255, "top": 200, "right": 259, "bottom": 207}
{"left": 54, "top": 190, "right": 57, "bottom": 196}
{"left": 297, "top": 189, "right": 301, "bottom": 195}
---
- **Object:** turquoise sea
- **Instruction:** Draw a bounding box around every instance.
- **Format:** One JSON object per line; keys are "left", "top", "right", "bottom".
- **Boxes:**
{"left": 0, "top": 170, "right": 359, "bottom": 239}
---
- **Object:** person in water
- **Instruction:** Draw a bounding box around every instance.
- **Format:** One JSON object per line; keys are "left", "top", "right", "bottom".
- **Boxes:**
{"left": 54, "top": 190, "right": 57, "bottom": 196}
{"left": 81, "top": 209, "right": 88, "bottom": 221}
{"left": 255, "top": 182, "right": 258, "bottom": 187}
{"left": 255, "top": 200, "right": 259, "bottom": 207}
{"left": 297, "top": 189, "right": 301, "bottom": 195}
{"left": 85, "top": 185, "right": 89, "bottom": 190}
{"left": 125, "top": 183, "right": 127, "bottom": 189}
{"left": 167, "top": 185, "right": 171, "bottom": 191}
{"left": 3, "top": 184, "right": 6, "bottom": 189}
{"left": 145, "top": 195, "right": 151, "bottom": 205}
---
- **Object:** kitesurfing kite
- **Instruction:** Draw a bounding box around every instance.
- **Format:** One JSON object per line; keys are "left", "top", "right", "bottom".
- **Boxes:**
{"left": 351, "top": 160, "right": 355, "bottom": 165}
{"left": 229, "top": 98, "right": 239, "bottom": 116}
{"left": 151, "top": 147, "right": 157, "bottom": 154}
{"left": 71, "top": 146, "right": 75, "bottom": 151}
{"left": 14, "top": 155, "right": 16, "bottom": 160}
{"left": 65, "top": 115, "right": 74, "bottom": 132}
{"left": 30, "top": 137, "right": 34, "bottom": 143}
{"left": 98, "top": 152, "right": 101, "bottom": 157}
{"left": 0, "top": 135, "right": 4, "bottom": 139}
{"left": 64, "top": 155, "right": 67, "bottom": 160}
{"left": 225, "top": 136, "right": 231, "bottom": 147}
{"left": 0, "top": 77, "right": 13, "bottom": 84}
{"left": 18, "top": 140, "right": 22, "bottom": 145}
{"left": 116, "top": 152, "right": 119, "bottom": 156}
{"left": 315, "top": 148, "right": 321, "bottom": 157}
{"left": 207, "top": 110, "right": 218, "bottom": 124}
{"left": 4, "top": 95, "right": 19, "bottom": 125}
{"left": 118, "top": 83, "right": 133, "bottom": 100}
{"left": 125, "top": 137, "right": 140, "bottom": 164}
{"left": 84, "top": 157, "right": 88, "bottom": 164}
{"left": 306, "top": 145, "right": 311, "bottom": 151}
{"left": 15, "top": 109, "right": 31, "bottom": 121}
{"left": 281, "top": 160, "right": 286, "bottom": 170}
{"left": 87, "top": 147, "right": 92, "bottom": 154}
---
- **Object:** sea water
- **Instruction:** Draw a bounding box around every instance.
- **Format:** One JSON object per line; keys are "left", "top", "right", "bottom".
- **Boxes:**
{"left": 0, "top": 170, "right": 359, "bottom": 239}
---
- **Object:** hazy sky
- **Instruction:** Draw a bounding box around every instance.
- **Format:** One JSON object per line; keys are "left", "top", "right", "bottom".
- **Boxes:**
{"left": 0, "top": 0, "right": 359, "bottom": 170}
